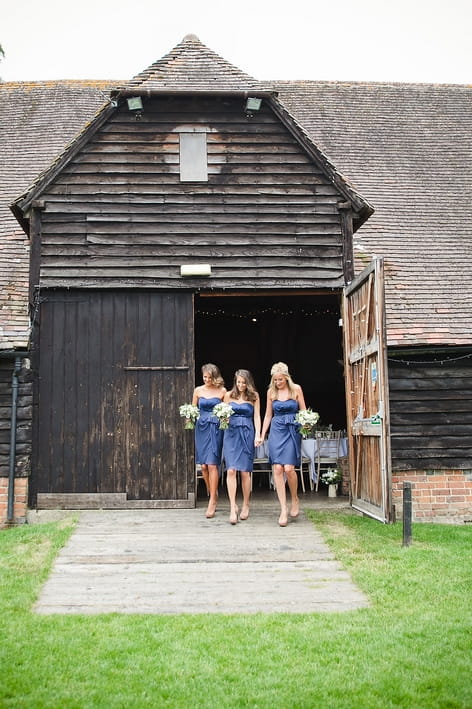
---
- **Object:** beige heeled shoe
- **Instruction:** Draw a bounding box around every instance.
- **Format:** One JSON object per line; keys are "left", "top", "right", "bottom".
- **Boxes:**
{"left": 239, "top": 505, "right": 249, "bottom": 521}
{"left": 206, "top": 500, "right": 217, "bottom": 518}
{"left": 290, "top": 499, "right": 300, "bottom": 519}
{"left": 278, "top": 508, "right": 288, "bottom": 527}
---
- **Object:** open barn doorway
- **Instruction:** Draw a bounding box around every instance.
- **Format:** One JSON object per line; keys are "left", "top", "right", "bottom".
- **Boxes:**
{"left": 195, "top": 292, "right": 346, "bottom": 430}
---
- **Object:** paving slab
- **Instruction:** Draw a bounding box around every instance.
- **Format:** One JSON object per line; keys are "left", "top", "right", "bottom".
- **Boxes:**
{"left": 33, "top": 496, "right": 369, "bottom": 615}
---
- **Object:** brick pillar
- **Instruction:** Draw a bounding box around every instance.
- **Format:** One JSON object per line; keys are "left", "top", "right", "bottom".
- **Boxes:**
{"left": 339, "top": 456, "right": 350, "bottom": 496}
{"left": 0, "top": 477, "right": 28, "bottom": 527}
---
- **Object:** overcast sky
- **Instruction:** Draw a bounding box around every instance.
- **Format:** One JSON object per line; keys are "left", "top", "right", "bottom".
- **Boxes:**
{"left": 2, "top": 0, "right": 471, "bottom": 84}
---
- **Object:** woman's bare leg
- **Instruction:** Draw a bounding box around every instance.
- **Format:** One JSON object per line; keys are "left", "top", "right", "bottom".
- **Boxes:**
{"left": 201, "top": 464, "right": 210, "bottom": 496}
{"left": 273, "top": 463, "right": 288, "bottom": 526}
{"left": 285, "top": 465, "right": 299, "bottom": 518}
{"left": 240, "top": 471, "right": 251, "bottom": 520}
{"left": 206, "top": 464, "right": 219, "bottom": 518}
{"left": 226, "top": 468, "right": 239, "bottom": 524}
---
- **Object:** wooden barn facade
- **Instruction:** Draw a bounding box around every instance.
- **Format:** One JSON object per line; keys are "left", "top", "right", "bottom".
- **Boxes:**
{"left": 1, "top": 35, "right": 471, "bottom": 524}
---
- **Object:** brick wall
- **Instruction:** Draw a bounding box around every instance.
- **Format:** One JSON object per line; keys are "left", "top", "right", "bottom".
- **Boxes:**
{"left": 0, "top": 477, "right": 28, "bottom": 527}
{"left": 392, "top": 470, "right": 472, "bottom": 524}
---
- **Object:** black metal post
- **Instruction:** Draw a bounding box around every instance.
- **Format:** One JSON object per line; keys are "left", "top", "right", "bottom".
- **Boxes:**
{"left": 7, "top": 356, "right": 21, "bottom": 523}
{"left": 402, "top": 481, "right": 412, "bottom": 547}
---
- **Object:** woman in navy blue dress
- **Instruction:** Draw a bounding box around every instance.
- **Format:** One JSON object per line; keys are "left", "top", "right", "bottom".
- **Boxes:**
{"left": 259, "top": 362, "right": 307, "bottom": 527}
{"left": 223, "top": 369, "right": 261, "bottom": 525}
{"left": 192, "top": 363, "right": 226, "bottom": 518}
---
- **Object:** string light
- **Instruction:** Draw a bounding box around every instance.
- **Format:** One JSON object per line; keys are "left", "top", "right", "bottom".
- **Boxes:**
{"left": 196, "top": 306, "right": 339, "bottom": 318}
{"left": 388, "top": 352, "right": 472, "bottom": 366}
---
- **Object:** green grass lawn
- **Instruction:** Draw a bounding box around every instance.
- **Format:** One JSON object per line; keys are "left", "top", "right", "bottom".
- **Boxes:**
{"left": 1, "top": 512, "right": 471, "bottom": 708}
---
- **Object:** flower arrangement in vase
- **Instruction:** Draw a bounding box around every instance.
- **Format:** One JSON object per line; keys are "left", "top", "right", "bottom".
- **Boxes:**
{"left": 320, "top": 468, "right": 342, "bottom": 485}
{"left": 320, "top": 467, "right": 342, "bottom": 497}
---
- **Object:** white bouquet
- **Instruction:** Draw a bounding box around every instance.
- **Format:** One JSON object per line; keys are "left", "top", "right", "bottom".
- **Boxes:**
{"left": 212, "top": 401, "right": 234, "bottom": 430}
{"left": 295, "top": 408, "right": 320, "bottom": 438}
{"left": 179, "top": 403, "right": 200, "bottom": 429}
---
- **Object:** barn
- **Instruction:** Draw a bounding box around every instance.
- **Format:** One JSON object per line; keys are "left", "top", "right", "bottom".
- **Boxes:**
{"left": 1, "top": 34, "right": 471, "bottom": 524}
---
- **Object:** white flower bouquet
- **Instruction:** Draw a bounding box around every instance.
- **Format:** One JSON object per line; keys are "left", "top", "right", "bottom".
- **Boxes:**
{"left": 295, "top": 408, "right": 320, "bottom": 438}
{"left": 320, "top": 468, "right": 342, "bottom": 485}
{"left": 179, "top": 403, "right": 200, "bottom": 429}
{"left": 212, "top": 401, "right": 234, "bottom": 430}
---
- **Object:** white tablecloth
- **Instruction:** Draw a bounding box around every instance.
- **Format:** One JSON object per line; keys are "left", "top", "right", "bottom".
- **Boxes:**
{"left": 301, "top": 438, "right": 348, "bottom": 483}
{"left": 255, "top": 441, "right": 269, "bottom": 460}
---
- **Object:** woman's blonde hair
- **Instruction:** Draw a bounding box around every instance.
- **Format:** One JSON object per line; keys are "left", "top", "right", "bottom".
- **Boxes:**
{"left": 268, "top": 362, "right": 297, "bottom": 399}
{"left": 201, "top": 363, "right": 224, "bottom": 388}
{"left": 228, "top": 369, "right": 258, "bottom": 403}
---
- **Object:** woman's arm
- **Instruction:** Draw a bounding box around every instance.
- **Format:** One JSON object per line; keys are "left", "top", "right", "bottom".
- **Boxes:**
{"left": 191, "top": 387, "right": 200, "bottom": 406}
{"left": 253, "top": 393, "right": 262, "bottom": 440}
{"left": 296, "top": 384, "right": 307, "bottom": 411}
{"left": 259, "top": 392, "right": 273, "bottom": 443}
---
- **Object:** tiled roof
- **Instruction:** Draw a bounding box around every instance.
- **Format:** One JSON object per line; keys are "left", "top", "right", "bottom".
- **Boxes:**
{"left": 1, "top": 40, "right": 471, "bottom": 350}
{"left": 0, "top": 80, "right": 116, "bottom": 349}
{"left": 274, "top": 81, "right": 472, "bottom": 346}
{"left": 121, "top": 34, "right": 262, "bottom": 92}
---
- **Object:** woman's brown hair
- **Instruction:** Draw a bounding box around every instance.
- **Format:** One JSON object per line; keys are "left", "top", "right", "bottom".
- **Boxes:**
{"left": 228, "top": 369, "right": 258, "bottom": 403}
{"left": 201, "top": 363, "right": 224, "bottom": 387}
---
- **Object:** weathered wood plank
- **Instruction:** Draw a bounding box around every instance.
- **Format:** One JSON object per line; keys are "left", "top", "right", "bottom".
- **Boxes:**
{"left": 43, "top": 223, "right": 342, "bottom": 238}
{"left": 84, "top": 141, "right": 308, "bottom": 156}
{"left": 391, "top": 411, "right": 472, "bottom": 424}
{"left": 73, "top": 221, "right": 342, "bottom": 235}
{"left": 37, "top": 494, "right": 126, "bottom": 509}
{"left": 40, "top": 276, "right": 345, "bottom": 289}
{"left": 45, "top": 198, "right": 339, "bottom": 213}
{"left": 35, "top": 493, "right": 195, "bottom": 509}
{"left": 40, "top": 265, "right": 342, "bottom": 282}
{"left": 42, "top": 245, "right": 343, "bottom": 260}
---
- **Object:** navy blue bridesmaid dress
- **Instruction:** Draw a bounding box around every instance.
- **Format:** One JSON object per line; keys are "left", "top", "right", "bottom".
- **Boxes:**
{"left": 268, "top": 399, "right": 301, "bottom": 466}
{"left": 195, "top": 397, "right": 224, "bottom": 465}
{"left": 222, "top": 401, "right": 255, "bottom": 472}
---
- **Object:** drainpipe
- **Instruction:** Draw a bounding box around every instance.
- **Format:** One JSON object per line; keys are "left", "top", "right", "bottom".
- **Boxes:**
{"left": 7, "top": 356, "right": 22, "bottom": 524}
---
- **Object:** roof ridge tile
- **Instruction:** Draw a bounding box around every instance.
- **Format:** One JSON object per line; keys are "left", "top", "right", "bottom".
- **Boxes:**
{"left": 121, "top": 33, "right": 262, "bottom": 92}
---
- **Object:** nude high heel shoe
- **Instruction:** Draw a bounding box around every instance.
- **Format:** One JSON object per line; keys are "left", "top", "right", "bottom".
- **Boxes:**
{"left": 278, "top": 508, "right": 288, "bottom": 527}
{"left": 239, "top": 505, "right": 249, "bottom": 521}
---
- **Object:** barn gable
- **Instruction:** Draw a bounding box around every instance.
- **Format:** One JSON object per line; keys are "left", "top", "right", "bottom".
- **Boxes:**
{"left": 11, "top": 36, "right": 371, "bottom": 293}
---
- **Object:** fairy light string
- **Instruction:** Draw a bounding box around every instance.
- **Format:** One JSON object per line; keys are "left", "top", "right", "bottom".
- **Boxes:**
{"left": 388, "top": 352, "right": 472, "bottom": 366}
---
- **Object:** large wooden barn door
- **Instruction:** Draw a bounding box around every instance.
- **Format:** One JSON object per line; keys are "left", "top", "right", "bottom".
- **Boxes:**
{"left": 33, "top": 291, "right": 195, "bottom": 508}
{"left": 342, "top": 258, "right": 393, "bottom": 522}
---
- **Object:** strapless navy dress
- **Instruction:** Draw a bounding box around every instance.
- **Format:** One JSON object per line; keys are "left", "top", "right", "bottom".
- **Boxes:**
{"left": 268, "top": 399, "right": 301, "bottom": 466}
{"left": 195, "top": 397, "right": 224, "bottom": 465}
{"left": 222, "top": 401, "right": 255, "bottom": 472}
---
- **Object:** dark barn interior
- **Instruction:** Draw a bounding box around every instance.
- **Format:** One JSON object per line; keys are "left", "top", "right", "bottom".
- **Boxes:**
{"left": 195, "top": 293, "right": 347, "bottom": 430}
